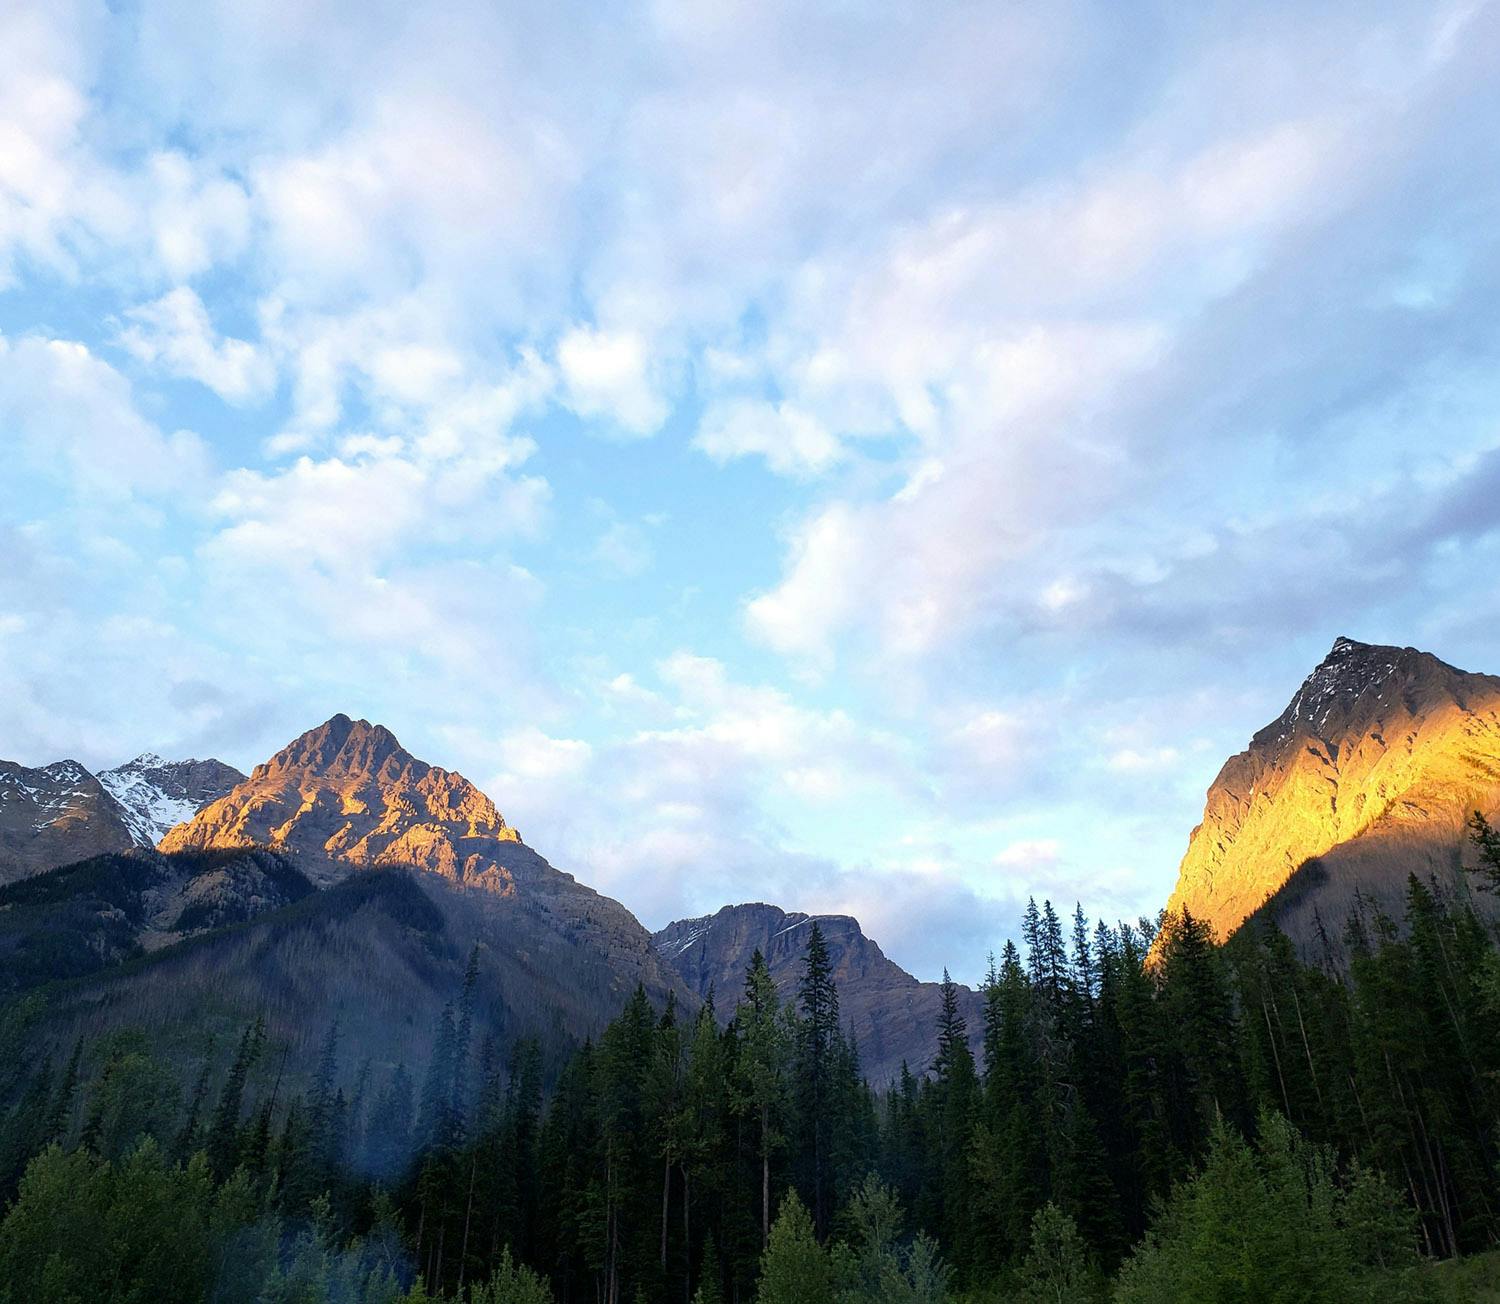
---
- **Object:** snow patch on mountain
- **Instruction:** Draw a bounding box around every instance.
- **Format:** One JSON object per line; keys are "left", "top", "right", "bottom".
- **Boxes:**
{"left": 99, "top": 762, "right": 203, "bottom": 846}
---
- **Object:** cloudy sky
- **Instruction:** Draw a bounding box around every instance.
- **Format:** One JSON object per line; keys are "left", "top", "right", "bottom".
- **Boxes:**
{"left": 3, "top": 0, "right": 1499, "bottom": 982}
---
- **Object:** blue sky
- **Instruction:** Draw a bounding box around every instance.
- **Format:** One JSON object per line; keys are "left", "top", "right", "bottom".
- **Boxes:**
{"left": 3, "top": 0, "right": 1499, "bottom": 983}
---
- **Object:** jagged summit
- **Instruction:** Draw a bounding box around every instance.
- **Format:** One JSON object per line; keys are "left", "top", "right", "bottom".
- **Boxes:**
{"left": 161, "top": 715, "right": 529, "bottom": 888}
{"left": 1252, "top": 638, "right": 1481, "bottom": 755}
{"left": 101, "top": 755, "right": 246, "bottom": 848}
{"left": 1163, "top": 638, "right": 1500, "bottom": 955}
{"left": 259, "top": 714, "right": 410, "bottom": 781}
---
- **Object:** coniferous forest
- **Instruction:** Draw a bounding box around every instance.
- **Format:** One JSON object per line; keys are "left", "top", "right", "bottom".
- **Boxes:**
{"left": 2, "top": 830, "right": 1499, "bottom": 1302}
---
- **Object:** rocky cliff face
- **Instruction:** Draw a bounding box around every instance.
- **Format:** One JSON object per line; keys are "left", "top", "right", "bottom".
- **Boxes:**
{"left": 654, "top": 903, "right": 983, "bottom": 1085}
{"left": 1164, "top": 637, "right": 1500, "bottom": 955}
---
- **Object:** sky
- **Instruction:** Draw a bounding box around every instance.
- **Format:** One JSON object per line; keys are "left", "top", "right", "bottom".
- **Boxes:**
{"left": 2, "top": 0, "right": 1499, "bottom": 984}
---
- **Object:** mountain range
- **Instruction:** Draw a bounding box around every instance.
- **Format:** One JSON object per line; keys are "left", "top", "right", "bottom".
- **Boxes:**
{"left": 4, "top": 635, "right": 1498, "bottom": 1098}
{"left": 0, "top": 716, "right": 688, "bottom": 1095}
{"left": 0, "top": 752, "right": 243, "bottom": 885}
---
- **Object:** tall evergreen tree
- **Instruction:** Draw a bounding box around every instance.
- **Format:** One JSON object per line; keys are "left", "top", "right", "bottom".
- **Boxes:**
{"left": 795, "top": 921, "right": 840, "bottom": 1235}
{"left": 734, "top": 949, "right": 790, "bottom": 1252}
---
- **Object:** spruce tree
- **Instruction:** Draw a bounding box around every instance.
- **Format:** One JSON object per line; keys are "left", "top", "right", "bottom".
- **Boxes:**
{"left": 795, "top": 921, "right": 840, "bottom": 1235}
{"left": 734, "top": 949, "right": 790, "bottom": 1251}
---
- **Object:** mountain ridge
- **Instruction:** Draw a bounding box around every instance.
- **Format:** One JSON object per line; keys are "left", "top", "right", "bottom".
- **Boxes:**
{"left": 654, "top": 901, "right": 984, "bottom": 1084}
{"left": 1164, "top": 636, "right": 1500, "bottom": 955}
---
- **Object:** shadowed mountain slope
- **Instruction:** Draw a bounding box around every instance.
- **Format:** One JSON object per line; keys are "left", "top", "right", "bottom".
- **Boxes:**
{"left": 8, "top": 716, "right": 690, "bottom": 1096}
{"left": 654, "top": 902, "right": 983, "bottom": 1084}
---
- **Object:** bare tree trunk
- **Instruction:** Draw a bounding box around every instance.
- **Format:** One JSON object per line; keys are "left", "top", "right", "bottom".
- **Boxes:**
{"left": 682, "top": 1165, "right": 691, "bottom": 1304}
{"left": 458, "top": 1153, "right": 477, "bottom": 1291}
{"left": 1287, "top": 983, "right": 1323, "bottom": 1106}
{"left": 761, "top": 1105, "right": 770, "bottom": 1250}
{"left": 661, "top": 1148, "right": 672, "bottom": 1269}
{"left": 1261, "top": 998, "right": 1291, "bottom": 1116}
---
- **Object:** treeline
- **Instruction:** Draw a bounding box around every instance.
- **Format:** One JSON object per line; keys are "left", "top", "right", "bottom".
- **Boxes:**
{"left": 0, "top": 861, "right": 1497, "bottom": 1300}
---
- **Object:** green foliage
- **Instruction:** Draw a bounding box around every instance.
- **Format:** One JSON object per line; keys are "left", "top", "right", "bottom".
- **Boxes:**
{"left": 837, "top": 1174, "right": 949, "bottom": 1304}
{"left": 0, "top": 880, "right": 1497, "bottom": 1302}
{"left": 757, "top": 1190, "right": 839, "bottom": 1304}
{"left": 82, "top": 1037, "right": 183, "bottom": 1160}
{"left": 461, "top": 1248, "right": 554, "bottom": 1303}
{"left": 1008, "top": 1202, "right": 1103, "bottom": 1304}
{"left": 1115, "top": 1113, "right": 1427, "bottom": 1304}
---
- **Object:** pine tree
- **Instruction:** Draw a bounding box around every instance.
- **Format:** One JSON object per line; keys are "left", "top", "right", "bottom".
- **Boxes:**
{"left": 418, "top": 1005, "right": 459, "bottom": 1154}
{"left": 755, "top": 1190, "right": 836, "bottom": 1304}
{"left": 174, "top": 1039, "right": 217, "bottom": 1161}
{"left": 734, "top": 949, "right": 790, "bottom": 1252}
{"left": 1014, "top": 1203, "right": 1102, "bottom": 1304}
{"left": 1466, "top": 810, "right": 1500, "bottom": 892}
{"left": 795, "top": 921, "right": 840, "bottom": 1235}
{"left": 207, "top": 1018, "right": 263, "bottom": 1178}
{"left": 924, "top": 969, "right": 978, "bottom": 1275}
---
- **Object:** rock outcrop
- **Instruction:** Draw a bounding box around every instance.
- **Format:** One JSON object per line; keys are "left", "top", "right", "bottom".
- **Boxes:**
{"left": 1164, "top": 637, "right": 1500, "bottom": 957}
{"left": 654, "top": 903, "right": 983, "bottom": 1085}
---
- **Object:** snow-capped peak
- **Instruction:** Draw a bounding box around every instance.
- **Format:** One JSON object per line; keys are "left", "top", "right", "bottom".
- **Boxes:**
{"left": 98, "top": 755, "right": 245, "bottom": 848}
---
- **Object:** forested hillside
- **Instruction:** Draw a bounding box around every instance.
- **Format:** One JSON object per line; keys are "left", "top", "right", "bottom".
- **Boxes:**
{"left": 2, "top": 831, "right": 1499, "bottom": 1302}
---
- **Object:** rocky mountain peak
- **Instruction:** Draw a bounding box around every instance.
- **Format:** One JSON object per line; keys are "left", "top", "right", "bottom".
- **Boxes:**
{"left": 1250, "top": 637, "right": 1473, "bottom": 753}
{"left": 1164, "top": 639, "right": 1500, "bottom": 954}
{"left": 258, "top": 715, "right": 410, "bottom": 781}
{"left": 0, "top": 759, "right": 135, "bottom": 884}
{"left": 161, "top": 716, "right": 525, "bottom": 888}
{"left": 100, "top": 755, "right": 246, "bottom": 848}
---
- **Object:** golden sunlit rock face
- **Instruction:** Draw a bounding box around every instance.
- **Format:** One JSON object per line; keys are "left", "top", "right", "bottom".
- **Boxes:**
{"left": 1164, "top": 638, "right": 1500, "bottom": 955}
{"left": 159, "top": 714, "right": 526, "bottom": 892}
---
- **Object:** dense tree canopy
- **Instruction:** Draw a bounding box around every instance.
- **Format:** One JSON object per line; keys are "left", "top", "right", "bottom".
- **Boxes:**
{"left": 1, "top": 867, "right": 1498, "bottom": 1301}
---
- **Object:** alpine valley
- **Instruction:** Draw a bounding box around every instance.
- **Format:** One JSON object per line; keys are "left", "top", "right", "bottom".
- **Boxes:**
{"left": 2, "top": 638, "right": 1499, "bottom": 1301}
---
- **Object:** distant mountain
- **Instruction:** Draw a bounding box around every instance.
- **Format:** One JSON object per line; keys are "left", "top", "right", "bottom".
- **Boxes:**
{"left": 0, "top": 759, "right": 138, "bottom": 884}
{"left": 1165, "top": 637, "right": 1500, "bottom": 959}
{"left": 654, "top": 903, "right": 983, "bottom": 1085}
{"left": 0, "top": 752, "right": 241, "bottom": 885}
{"left": 99, "top": 754, "right": 246, "bottom": 847}
{"left": 23, "top": 715, "right": 691, "bottom": 1093}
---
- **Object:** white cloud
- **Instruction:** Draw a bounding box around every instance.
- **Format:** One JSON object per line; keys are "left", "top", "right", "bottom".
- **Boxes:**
{"left": 0, "top": 333, "right": 208, "bottom": 503}
{"left": 118, "top": 287, "right": 274, "bottom": 403}
{"left": 557, "top": 325, "right": 669, "bottom": 436}
{"left": 593, "top": 520, "right": 653, "bottom": 576}
{"left": 994, "top": 838, "right": 1062, "bottom": 870}
{"left": 146, "top": 152, "right": 252, "bottom": 281}
{"left": 1106, "top": 746, "right": 1182, "bottom": 774}
{"left": 694, "top": 397, "right": 843, "bottom": 476}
